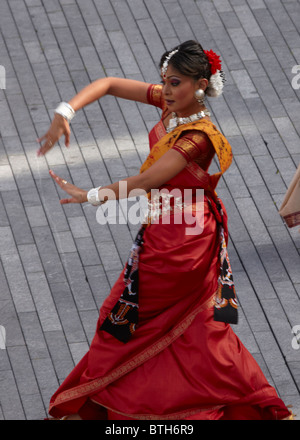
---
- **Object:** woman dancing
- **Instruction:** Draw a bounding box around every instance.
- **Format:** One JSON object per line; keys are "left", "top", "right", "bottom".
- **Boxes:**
{"left": 38, "top": 41, "right": 292, "bottom": 420}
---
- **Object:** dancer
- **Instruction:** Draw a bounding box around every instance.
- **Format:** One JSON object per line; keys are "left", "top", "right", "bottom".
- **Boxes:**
{"left": 38, "top": 41, "right": 292, "bottom": 420}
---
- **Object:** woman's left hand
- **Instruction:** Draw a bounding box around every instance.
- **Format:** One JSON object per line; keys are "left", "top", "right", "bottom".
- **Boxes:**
{"left": 49, "top": 170, "right": 88, "bottom": 204}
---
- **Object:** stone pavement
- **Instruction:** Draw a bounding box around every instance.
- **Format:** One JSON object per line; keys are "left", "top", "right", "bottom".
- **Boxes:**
{"left": 0, "top": 0, "right": 300, "bottom": 420}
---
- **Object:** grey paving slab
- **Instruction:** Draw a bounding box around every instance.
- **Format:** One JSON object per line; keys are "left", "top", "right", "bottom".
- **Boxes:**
{"left": 0, "top": 0, "right": 299, "bottom": 420}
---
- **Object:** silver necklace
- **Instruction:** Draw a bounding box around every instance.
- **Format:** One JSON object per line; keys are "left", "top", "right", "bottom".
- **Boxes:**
{"left": 166, "top": 109, "right": 211, "bottom": 133}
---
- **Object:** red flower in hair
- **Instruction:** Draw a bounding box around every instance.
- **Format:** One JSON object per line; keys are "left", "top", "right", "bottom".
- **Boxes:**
{"left": 204, "top": 49, "right": 222, "bottom": 75}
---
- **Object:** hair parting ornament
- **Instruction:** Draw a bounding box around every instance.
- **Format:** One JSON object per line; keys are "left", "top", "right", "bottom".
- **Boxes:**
{"left": 161, "top": 49, "right": 179, "bottom": 79}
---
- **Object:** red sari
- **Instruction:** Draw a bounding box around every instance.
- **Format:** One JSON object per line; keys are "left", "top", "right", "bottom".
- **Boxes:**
{"left": 48, "top": 85, "right": 291, "bottom": 420}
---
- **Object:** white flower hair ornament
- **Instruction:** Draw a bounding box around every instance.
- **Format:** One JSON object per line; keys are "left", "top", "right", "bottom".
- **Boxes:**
{"left": 206, "top": 70, "right": 226, "bottom": 97}
{"left": 204, "top": 49, "right": 226, "bottom": 98}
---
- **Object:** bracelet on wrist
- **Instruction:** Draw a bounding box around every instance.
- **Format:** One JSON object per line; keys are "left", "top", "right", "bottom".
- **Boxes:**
{"left": 54, "top": 102, "right": 75, "bottom": 123}
{"left": 87, "top": 186, "right": 105, "bottom": 206}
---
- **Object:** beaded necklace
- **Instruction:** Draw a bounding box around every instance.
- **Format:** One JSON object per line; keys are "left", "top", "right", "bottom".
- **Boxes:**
{"left": 166, "top": 109, "right": 211, "bottom": 133}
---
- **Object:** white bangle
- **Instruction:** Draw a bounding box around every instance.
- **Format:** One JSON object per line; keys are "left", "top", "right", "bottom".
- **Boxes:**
{"left": 87, "top": 186, "right": 104, "bottom": 206}
{"left": 54, "top": 102, "right": 75, "bottom": 122}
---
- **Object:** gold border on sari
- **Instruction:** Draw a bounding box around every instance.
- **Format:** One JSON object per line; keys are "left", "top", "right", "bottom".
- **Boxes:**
{"left": 49, "top": 294, "right": 216, "bottom": 412}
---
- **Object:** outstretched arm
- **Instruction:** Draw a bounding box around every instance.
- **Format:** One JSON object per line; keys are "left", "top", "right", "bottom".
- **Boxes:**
{"left": 69, "top": 77, "right": 151, "bottom": 111}
{"left": 50, "top": 148, "right": 188, "bottom": 205}
{"left": 37, "top": 77, "right": 151, "bottom": 156}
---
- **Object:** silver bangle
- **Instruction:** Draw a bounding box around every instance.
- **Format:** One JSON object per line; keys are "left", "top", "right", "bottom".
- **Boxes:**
{"left": 54, "top": 102, "right": 75, "bottom": 123}
{"left": 87, "top": 186, "right": 104, "bottom": 206}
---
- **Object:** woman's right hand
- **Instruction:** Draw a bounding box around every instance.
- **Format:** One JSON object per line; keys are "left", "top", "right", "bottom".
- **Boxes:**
{"left": 37, "top": 114, "right": 71, "bottom": 156}
{"left": 49, "top": 170, "right": 88, "bottom": 205}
